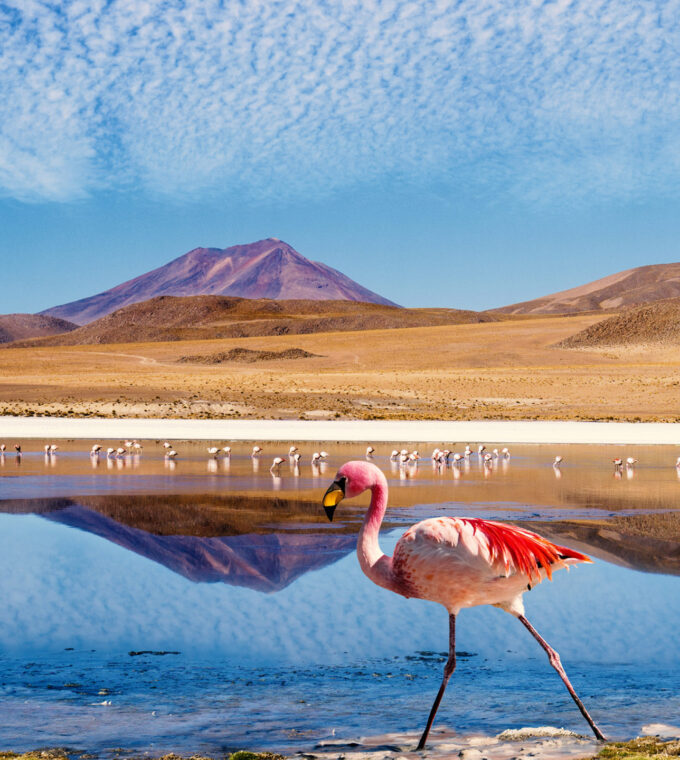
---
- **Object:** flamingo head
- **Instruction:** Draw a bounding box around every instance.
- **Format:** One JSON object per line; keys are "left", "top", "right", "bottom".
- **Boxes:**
{"left": 322, "top": 461, "right": 384, "bottom": 521}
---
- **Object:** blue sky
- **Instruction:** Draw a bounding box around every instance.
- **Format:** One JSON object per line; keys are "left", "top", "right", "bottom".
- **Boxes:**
{"left": 1, "top": 0, "right": 680, "bottom": 312}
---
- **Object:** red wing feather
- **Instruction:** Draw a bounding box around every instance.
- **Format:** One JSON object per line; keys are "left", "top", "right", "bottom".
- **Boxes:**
{"left": 463, "top": 518, "right": 592, "bottom": 581}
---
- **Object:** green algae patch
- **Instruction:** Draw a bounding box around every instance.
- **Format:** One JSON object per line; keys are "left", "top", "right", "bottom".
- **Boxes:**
{"left": 596, "top": 738, "right": 680, "bottom": 760}
{"left": 0, "top": 752, "right": 72, "bottom": 760}
{"left": 0, "top": 754, "right": 284, "bottom": 760}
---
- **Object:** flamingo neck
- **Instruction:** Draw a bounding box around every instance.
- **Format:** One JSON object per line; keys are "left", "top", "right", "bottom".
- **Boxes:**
{"left": 357, "top": 478, "right": 395, "bottom": 592}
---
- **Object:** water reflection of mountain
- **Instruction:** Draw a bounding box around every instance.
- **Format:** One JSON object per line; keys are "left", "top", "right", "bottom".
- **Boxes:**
{"left": 1, "top": 496, "right": 357, "bottom": 591}
{"left": 532, "top": 513, "right": 680, "bottom": 576}
{"left": 3, "top": 491, "right": 679, "bottom": 582}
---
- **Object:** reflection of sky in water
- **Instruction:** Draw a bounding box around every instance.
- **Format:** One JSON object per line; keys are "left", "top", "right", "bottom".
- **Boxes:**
{"left": 2, "top": 515, "right": 679, "bottom": 664}
{"left": 1, "top": 513, "right": 679, "bottom": 754}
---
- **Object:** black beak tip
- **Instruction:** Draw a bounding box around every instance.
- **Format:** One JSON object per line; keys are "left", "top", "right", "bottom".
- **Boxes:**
{"left": 324, "top": 505, "right": 336, "bottom": 522}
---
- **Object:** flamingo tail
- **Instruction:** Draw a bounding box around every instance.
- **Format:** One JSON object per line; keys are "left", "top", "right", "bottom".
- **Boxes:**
{"left": 465, "top": 518, "right": 592, "bottom": 582}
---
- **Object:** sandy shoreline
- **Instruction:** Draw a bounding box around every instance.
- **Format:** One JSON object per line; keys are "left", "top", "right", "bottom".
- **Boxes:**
{"left": 2, "top": 416, "right": 680, "bottom": 444}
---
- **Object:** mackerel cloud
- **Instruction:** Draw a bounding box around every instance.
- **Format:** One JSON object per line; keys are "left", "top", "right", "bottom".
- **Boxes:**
{"left": 1, "top": 0, "right": 679, "bottom": 204}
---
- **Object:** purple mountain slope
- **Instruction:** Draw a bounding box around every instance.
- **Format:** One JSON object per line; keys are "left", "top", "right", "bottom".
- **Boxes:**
{"left": 42, "top": 238, "right": 398, "bottom": 325}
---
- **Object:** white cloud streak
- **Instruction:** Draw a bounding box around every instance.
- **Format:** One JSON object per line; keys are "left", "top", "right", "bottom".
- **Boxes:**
{"left": 1, "top": 0, "right": 679, "bottom": 203}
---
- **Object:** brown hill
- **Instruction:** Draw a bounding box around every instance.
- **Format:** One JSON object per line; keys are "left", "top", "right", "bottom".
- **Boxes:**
{"left": 41, "top": 238, "right": 397, "bottom": 325}
{"left": 0, "top": 313, "right": 77, "bottom": 344}
{"left": 8, "top": 294, "right": 496, "bottom": 347}
{"left": 557, "top": 298, "right": 680, "bottom": 348}
{"left": 493, "top": 262, "right": 680, "bottom": 315}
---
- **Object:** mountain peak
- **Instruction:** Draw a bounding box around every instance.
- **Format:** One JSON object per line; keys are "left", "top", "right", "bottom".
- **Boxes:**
{"left": 41, "top": 239, "right": 397, "bottom": 324}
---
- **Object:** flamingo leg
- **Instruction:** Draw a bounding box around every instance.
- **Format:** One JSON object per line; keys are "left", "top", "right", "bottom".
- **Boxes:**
{"left": 517, "top": 614, "right": 606, "bottom": 741}
{"left": 416, "top": 613, "right": 456, "bottom": 750}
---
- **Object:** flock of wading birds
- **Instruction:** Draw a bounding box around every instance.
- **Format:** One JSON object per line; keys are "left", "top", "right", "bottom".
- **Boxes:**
{"left": 2, "top": 441, "right": 678, "bottom": 479}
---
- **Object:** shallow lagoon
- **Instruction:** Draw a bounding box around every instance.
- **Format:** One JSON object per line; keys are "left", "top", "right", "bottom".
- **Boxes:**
{"left": 1, "top": 442, "right": 679, "bottom": 755}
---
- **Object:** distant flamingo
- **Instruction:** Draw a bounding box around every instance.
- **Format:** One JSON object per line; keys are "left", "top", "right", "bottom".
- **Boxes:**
{"left": 222, "top": 446, "right": 231, "bottom": 456}
{"left": 613, "top": 457, "right": 623, "bottom": 471}
{"left": 626, "top": 457, "right": 637, "bottom": 467}
{"left": 366, "top": 445, "right": 375, "bottom": 457}
{"left": 553, "top": 455, "right": 563, "bottom": 467}
{"left": 270, "top": 456, "right": 285, "bottom": 473}
{"left": 207, "top": 447, "right": 220, "bottom": 458}
{"left": 322, "top": 461, "right": 605, "bottom": 748}
{"left": 252, "top": 445, "right": 263, "bottom": 457}
{"left": 289, "top": 446, "right": 298, "bottom": 456}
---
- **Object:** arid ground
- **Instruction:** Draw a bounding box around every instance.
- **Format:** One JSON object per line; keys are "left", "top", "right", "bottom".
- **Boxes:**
{"left": 2, "top": 312, "right": 680, "bottom": 421}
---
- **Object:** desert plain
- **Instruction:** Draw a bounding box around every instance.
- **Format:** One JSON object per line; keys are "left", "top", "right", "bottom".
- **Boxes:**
{"left": 2, "top": 311, "right": 680, "bottom": 422}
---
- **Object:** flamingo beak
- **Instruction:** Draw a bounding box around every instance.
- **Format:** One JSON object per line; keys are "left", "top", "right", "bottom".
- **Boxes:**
{"left": 322, "top": 477, "right": 346, "bottom": 521}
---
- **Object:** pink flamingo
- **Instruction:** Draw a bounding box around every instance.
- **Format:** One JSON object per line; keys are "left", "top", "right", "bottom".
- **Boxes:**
{"left": 322, "top": 461, "right": 605, "bottom": 749}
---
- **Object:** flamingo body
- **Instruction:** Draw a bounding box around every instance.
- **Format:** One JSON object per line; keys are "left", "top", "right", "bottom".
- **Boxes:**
{"left": 392, "top": 517, "right": 587, "bottom": 615}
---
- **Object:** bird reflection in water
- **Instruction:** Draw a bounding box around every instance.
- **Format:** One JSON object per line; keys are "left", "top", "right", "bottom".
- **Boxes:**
{"left": 207, "top": 459, "right": 218, "bottom": 473}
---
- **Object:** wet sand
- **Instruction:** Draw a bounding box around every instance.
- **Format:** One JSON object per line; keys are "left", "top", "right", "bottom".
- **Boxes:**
{"left": 308, "top": 727, "right": 599, "bottom": 760}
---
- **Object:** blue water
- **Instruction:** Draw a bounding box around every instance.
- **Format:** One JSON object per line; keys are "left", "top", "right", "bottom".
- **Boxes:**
{"left": 1, "top": 444, "right": 679, "bottom": 755}
{"left": 1, "top": 514, "right": 679, "bottom": 754}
